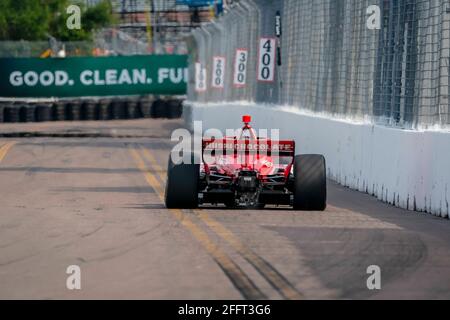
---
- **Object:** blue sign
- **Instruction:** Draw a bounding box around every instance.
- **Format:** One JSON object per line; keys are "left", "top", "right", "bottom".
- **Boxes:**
{"left": 176, "top": 0, "right": 222, "bottom": 7}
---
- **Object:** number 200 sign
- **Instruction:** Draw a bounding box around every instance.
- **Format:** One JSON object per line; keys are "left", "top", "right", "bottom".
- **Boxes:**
{"left": 212, "top": 56, "right": 226, "bottom": 89}
{"left": 257, "top": 38, "right": 276, "bottom": 82}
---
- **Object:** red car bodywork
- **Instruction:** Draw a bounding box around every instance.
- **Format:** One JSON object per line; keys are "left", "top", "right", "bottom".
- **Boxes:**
{"left": 199, "top": 116, "right": 295, "bottom": 207}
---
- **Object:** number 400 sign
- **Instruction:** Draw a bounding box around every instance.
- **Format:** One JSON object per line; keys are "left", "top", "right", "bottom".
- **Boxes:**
{"left": 257, "top": 38, "right": 276, "bottom": 82}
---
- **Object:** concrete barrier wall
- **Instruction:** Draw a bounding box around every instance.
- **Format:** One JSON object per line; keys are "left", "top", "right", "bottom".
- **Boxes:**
{"left": 185, "top": 102, "right": 450, "bottom": 218}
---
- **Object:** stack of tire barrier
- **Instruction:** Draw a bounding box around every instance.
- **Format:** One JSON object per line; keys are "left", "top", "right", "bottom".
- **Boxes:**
{"left": 35, "top": 103, "right": 52, "bottom": 122}
{"left": 0, "top": 97, "right": 184, "bottom": 123}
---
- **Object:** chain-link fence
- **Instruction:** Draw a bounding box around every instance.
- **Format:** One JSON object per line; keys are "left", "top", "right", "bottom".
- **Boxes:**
{"left": 0, "top": 39, "right": 109, "bottom": 58}
{"left": 0, "top": 28, "right": 187, "bottom": 58}
{"left": 188, "top": 0, "right": 450, "bottom": 129}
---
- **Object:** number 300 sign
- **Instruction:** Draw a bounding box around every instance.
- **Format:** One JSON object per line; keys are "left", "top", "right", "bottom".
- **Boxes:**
{"left": 233, "top": 49, "right": 248, "bottom": 87}
{"left": 257, "top": 38, "right": 276, "bottom": 82}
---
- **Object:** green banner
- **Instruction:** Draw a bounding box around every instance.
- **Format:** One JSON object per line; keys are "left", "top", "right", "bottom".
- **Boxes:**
{"left": 0, "top": 55, "right": 188, "bottom": 97}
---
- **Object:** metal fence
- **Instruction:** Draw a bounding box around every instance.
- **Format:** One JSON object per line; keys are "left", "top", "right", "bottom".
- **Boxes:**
{"left": 188, "top": 0, "right": 450, "bottom": 129}
{"left": 0, "top": 29, "right": 187, "bottom": 58}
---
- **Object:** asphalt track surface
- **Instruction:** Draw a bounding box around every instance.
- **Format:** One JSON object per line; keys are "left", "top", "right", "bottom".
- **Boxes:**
{"left": 0, "top": 119, "right": 450, "bottom": 299}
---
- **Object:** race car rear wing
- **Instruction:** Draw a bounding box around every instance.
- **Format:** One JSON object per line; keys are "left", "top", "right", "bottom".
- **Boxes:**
{"left": 202, "top": 138, "right": 295, "bottom": 157}
{"left": 202, "top": 115, "right": 295, "bottom": 158}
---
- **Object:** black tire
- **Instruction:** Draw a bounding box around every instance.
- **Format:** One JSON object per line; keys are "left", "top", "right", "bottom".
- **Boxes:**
{"left": 50, "top": 103, "right": 56, "bottom": 121}
{"left": 52, "top": 102, "right": 64, "bottom": 121}
{"left": 167, "top": 99, "right": 183, "bottom": 119}
{"left": 126, "top": 100, "right": 139, "bottom": 119}
{"left": 224, "top": 200, "right": 236, "bottom": 209}
{"left": 111, "top": 99, "right": 126, "bottom": 120}
{"left": 152, "top": 99, "right": 166, "bottom": 118}
{"left": 35, "top": 104, "right": 52, "bottom": 122}
{"left": 81, "top": 100, "right": 97, "bottom": 120}
{"left": 293, "top": 154, "right": 327, "bottom": 211}
{"left": 98, "top": 99, "right": 111, "bottom": 120}
{"left": 138, "top": 96, "right": 153, "bottom": 118}
{"left": 64, "top": 102, "right": 72, "bottom": 121}
{"left": 256, "top": 203, "right": 266, "bottom": 209}
{"left": 0, "top": 105, "right": 5, "bottom": 123}
{"left": 66, "top": 101, "right": 81, "bottom": 121}
{"left": 18, "top": 105, "right": 26, "bottom": 122}
{"left": 164, "top": 153, "right": 200, "bottom": 209}
{"left": 19, "top": 104, "right": 35, "bottom": 122}
{"left": 4, "top": 105, "right": 19, "bottom": 123}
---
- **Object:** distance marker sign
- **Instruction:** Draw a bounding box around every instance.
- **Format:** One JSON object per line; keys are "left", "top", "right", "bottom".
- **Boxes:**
{"left": 211, "top": 56, "right": 226, "bottom": 89}
{"left": 195, "top": 62, "right": 207, "bottom": 92}
{"left": 257, "top": 38, "right": 276, "bottom": 82}
{"left": 0, "top": 55, "right": 188, "bottom": 98}
{"left": 233, "top": 49, "right": 248, "bottom": 87}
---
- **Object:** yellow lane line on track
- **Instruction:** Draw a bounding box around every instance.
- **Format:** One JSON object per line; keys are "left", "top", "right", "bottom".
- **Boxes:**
{"left": 0, "top": 141, "right": 17, "bottom": 163}
{"left": 139, "top": 147, "right": 303, "bottom": 300}
{"left": 128, "top": 147, "right": 266, "bottom": 300}
{"left": 193, "top": 212, "right": 303, "bottom": 300}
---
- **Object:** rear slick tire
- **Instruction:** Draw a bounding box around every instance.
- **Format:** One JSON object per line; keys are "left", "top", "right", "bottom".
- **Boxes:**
{"left": 164, "top": 153, "right": 200, "bottom": 209}
{"left": 293, "top": 154, "right": 327, "bottom": 211}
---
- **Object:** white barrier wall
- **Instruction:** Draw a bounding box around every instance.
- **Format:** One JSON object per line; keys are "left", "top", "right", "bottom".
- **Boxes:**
{"left": 185, "top": 102, "right": 450, "bottom": 218}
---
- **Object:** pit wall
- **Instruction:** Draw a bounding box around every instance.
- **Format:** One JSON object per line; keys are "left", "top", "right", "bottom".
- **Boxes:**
{"left": 185, "top": 102, "right": 450, "bottom": 218}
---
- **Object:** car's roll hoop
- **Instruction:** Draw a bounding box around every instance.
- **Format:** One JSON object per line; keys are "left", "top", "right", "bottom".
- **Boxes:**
{"left": 242, "top": 115, "right": 252, "bottom": 126}
{"left": 240, "top": 115, "right": 258, "bottom": 140}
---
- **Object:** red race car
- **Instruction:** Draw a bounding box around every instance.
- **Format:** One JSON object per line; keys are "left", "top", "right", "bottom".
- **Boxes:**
{"left": 165, "top": 115, "right": 326, "bottom": 210}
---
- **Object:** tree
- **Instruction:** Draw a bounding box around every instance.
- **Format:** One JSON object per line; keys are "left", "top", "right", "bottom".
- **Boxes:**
{"left": 0, "top": 0, "right": 115, "bottom": 41}
{"left": 0, "top": 0, "right": 50, "bottom": 41}
{"left": 50, "top": 0, "right": 116, "bottom": 41}
{"left": 0, "top": 1, "right": 8, "bottom": 39}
